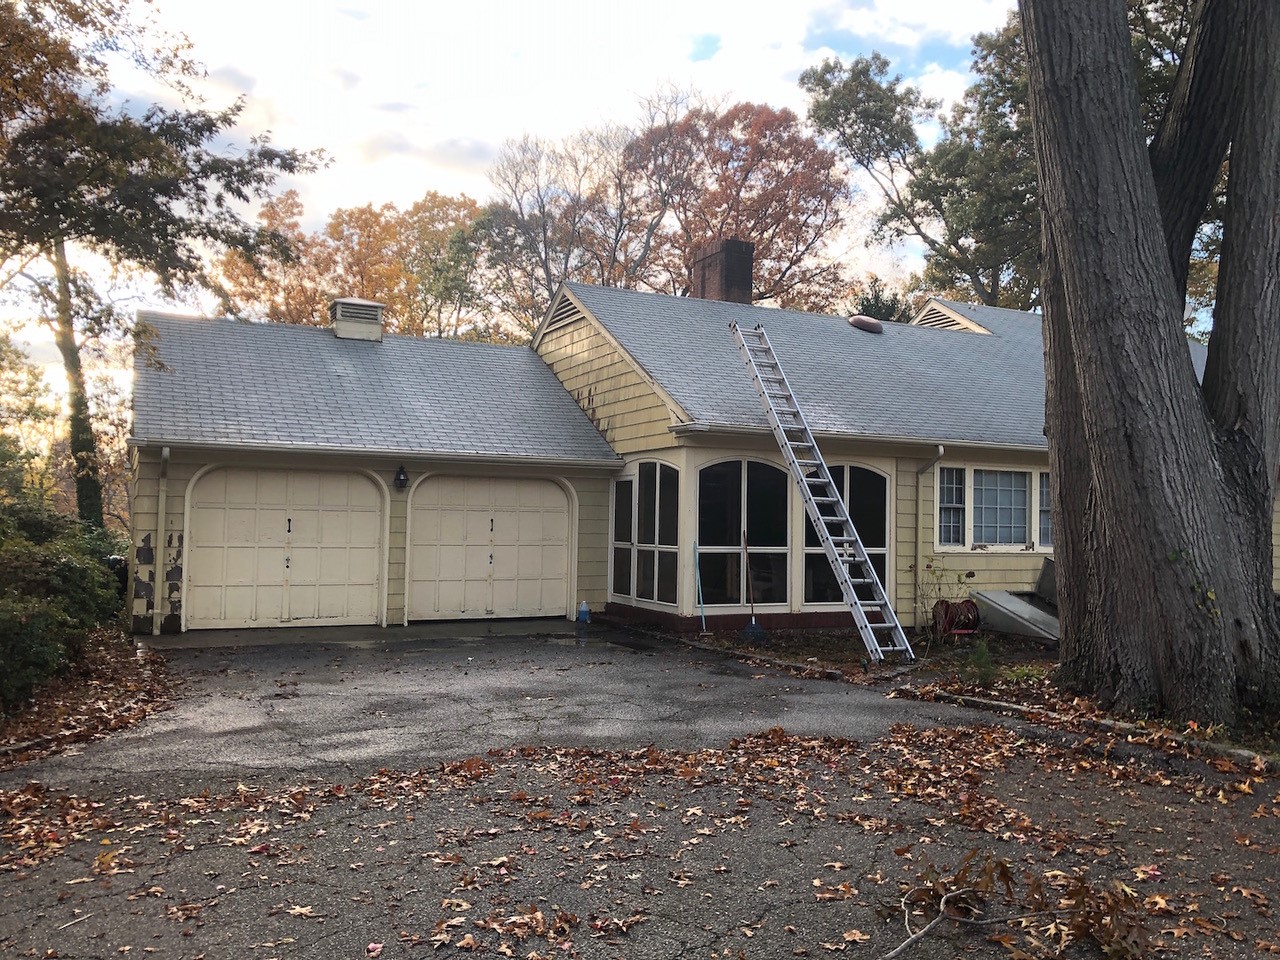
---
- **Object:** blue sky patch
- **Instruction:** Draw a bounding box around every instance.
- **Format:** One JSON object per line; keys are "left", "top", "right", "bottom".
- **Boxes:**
{"left": 690, "top": 33, "right": 721, "bottom": 62}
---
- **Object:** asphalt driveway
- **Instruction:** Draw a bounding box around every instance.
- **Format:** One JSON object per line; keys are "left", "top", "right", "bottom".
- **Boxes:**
{"left": 11, "top": 622, "right": 977, "bottom": 792}
{"left": 4, "top": 625, "right": 1273, "bottom": 959}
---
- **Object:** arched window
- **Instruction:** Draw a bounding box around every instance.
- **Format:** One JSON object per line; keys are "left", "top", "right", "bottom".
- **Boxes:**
{"left": 612, "top": 462, "right": 678, "bottom": 604}
{"left": 696, "top": 460, "right": 788, "bottom": 605}
{"left": 803, "top": 465, "right": 889, "bottom": 603}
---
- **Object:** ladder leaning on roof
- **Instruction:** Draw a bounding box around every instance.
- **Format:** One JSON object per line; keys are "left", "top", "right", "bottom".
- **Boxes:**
{"left": 730, "top": 322, "right": 914, "bottom": 662}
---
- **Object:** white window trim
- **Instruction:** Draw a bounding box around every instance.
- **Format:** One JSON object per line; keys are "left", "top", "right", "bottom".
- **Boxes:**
{"left": 933, "top": 464, "right": 1054, "bottom": 554}
{"left": 608, "top": 462, "right": 680, "bottom": 608}
{"left": 800, "top": 462, "right": 893, "bottom": 610}
{"left": 697, "top": 458, "right": 791, "bottom": 608}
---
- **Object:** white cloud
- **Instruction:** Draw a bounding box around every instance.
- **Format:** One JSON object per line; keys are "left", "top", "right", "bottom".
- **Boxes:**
{"left": 829, "top": 0, "right": 1014, "bottom": 48}
{"left": 914, "top": 63, "right": 971, "bottom": 111}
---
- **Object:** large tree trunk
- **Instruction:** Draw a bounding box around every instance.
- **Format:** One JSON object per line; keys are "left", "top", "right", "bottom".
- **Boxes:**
{"left": 51, "top": 239, "right": 104, "bottom": 528}
{"left": 1021, "top": 0, "right": 1279, "bottom": 724}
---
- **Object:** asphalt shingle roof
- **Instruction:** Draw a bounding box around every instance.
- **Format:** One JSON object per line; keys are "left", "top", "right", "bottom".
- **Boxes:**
{"left": 566, "top": 284, "right": 1209, "bottom": 451}
{"left": 132, "top": 312, "right": 619, "bottom": 464}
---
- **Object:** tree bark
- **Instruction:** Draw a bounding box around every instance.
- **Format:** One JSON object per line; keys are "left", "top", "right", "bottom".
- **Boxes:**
{"left": 1021, "top": 0, "right": 1279, "bottom": 724}
{"left": 51, "top": 239, "right": 104, "bottom": 528}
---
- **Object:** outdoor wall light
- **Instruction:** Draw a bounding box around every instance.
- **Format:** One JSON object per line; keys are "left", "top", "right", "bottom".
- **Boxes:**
{"left": 394, "top": 465, "right": 410, "bottom": 490}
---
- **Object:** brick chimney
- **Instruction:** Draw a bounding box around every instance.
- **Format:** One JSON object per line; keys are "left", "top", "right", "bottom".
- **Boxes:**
{"left": 690, "top": 237, "right": 754, "bottom": 304}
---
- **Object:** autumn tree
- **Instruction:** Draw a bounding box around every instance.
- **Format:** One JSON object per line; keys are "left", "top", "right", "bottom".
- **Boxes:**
{"left": 802, "top": 3, "right": 1207, "bottom": 311}
{"left": 625, "top": 102, "right": 851, "bottom": 309}
{"left": 480, "top": 97, "right": 853, "bottom": 329}
{"left": 1021, "top": 0, "right": 1279, "bottom": 723}
{"left": 215, "top": 191, "right": 335, "bottom": 325}
{"left": 219, "top": 191, "right": 490, "bottom": 337}
{"left": 1, "top": 0, "right": 316, "bottom": 526}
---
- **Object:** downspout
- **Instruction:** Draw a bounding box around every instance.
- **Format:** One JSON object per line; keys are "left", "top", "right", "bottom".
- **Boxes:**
{"left": 914, "top": 445, "right": 945, "bottom": 626}
{"left": 152, "top": 446, "right": 170, "bottom": 636}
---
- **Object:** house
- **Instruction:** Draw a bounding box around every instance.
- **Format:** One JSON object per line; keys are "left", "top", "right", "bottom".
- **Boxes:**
{"left": 128, "top": 240, "right": 1280, "bottom": 635}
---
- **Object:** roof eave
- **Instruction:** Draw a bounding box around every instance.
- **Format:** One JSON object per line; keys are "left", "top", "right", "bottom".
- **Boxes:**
{"left": 668, "top": 421, "right": 1048, "bottom": 453}
{"left": 127, "top": 436, "right": 622, "bottom": 470}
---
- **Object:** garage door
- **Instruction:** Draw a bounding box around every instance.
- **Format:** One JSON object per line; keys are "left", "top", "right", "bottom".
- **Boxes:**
{"left": 187, "top": 468, "right": 383, "bottom": 629}
{"left": 409, "top": 476, "right": 569, "bottom": 620}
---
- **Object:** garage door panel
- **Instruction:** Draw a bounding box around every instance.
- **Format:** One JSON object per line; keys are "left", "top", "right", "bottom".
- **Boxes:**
{"left": 255, "top": 586, "right": 284, "bottom": 622}
{"left": 289, "top": 473, "right": 320, "bottom": 506}
{"left": 466, "top": 509, "right": 492, "bottom": 541}
{"left": 259, "top": 509, "right": 288, "bottom": 543}
{"left": 186, "top": 468, "right": 383, "bottom": 629}
{"left": 224, "top": 584, "right": 256, "bottom": 622}
{"left": 542, "top": 545, "right": 567, "bottom": 578}
{"left": 464, "top": 544, "right": 491, "bottom": 579}
{"left": 189, "top": 545, "right": 224, "bottom": 585}
{"left": 463, "top": 578, "right": 489, "bottom": 613}
{"left": 225, "top": 508, "right": 258, "bottom": 542}
{"left": 410, "top": 476, "right": 568, "bottom": 621}
{"left": 516, "top": 544, "right": 541, "bottom": 578}
{"left": 290, "top": 510, "right": 319, "bottom": 542}
{"left": 191, "top": 506, "right": 225, "bottom": 542}
{"left": 224, "top": 546, "right": 257, "bottom": 585}
{"left": 188, "top": 585, "right": 223, "bottom": 623}
{"left": 289, "top": 547, "right": 319, "bottom": 583}
{"left": 255, "top": 547, "right": 285, "bottom": 581}
{"left": 257, "top": 471, "right": 288, "bottom": 505}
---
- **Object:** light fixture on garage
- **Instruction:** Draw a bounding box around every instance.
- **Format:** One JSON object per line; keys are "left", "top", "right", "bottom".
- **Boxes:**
{"left": 394, "top": 465, "right": 410, "bottom": 490}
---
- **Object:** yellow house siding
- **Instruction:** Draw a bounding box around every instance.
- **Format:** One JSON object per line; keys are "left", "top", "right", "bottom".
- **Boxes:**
{"left": 537, "top": 313, "right": 678, "bottom": 454}
{"left": 570, "top": 476, "right": 610, "bottom": 609}
{"left": 915, "top": 454, "right": 1052, "bottom": 627}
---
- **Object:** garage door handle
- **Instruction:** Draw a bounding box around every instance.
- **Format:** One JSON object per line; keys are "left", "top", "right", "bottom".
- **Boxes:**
{"left": 285, "top": 556, "right": 290, "bottom": 569}
{"left": 489, "top": 553, "right": 493, "bottom": 565}
{"left": 287, "top": 518, "right": 292, "bottom": 533}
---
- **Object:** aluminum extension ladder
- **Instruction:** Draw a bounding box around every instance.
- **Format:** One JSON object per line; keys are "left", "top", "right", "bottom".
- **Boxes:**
{"left": 731, "top": 322, "right": 914, "bottom": 662}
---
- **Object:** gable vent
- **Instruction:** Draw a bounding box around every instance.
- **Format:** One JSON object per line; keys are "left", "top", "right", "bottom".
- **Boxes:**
{"left": 910, "top": 302, "right": 991, "bottom": 334}
{"left": 330, "top": 298, "right": 385, "bottom": 341}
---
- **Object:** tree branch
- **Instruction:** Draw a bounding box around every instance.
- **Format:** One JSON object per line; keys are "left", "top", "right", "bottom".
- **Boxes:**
{"left": 1147, "top": 0, "right": 1247, "bottom": 299}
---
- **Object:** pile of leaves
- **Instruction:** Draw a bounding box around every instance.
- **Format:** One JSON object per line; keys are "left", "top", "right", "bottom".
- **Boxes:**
{"left": 0, "top": 627, "right": 174, "bottom": 768}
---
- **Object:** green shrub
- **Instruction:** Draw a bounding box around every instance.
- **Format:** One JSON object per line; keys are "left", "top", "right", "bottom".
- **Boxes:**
{"left": 0, "top": 498, "right": 123, "bottom": 712}
{"left": 0, "top": 595, "right": 76, "bottom": 711}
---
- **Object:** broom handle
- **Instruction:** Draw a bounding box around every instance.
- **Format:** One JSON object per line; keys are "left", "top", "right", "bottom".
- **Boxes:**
{"left": 742, "top": 528, "right": 755, "bottom": 616}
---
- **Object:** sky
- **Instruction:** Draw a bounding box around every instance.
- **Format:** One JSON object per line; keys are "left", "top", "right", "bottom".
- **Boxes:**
{"left": 15, "top": 0, "right": 1017, "bottom": 386}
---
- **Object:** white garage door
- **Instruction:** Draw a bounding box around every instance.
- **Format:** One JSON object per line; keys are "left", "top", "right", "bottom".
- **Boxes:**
{"left": 409, "top": 476, "right": 569, "bottom": 620}
{"left": 187, "top": 468, "right": 383, "bottom": 629}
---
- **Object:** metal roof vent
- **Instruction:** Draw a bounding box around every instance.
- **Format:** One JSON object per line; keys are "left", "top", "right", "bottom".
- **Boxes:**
{"left": 848, "top": 314, "right": 884, "bottom": 334}
{"left": 330, "top": 297, "right": 385, "bottom": 341}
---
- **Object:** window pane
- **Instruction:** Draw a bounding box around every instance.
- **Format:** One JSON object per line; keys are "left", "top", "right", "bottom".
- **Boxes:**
{"left": 613, "top": 480, "right": 633, "bottom": 544}
{"left": 657, "top": 550, "right": 677, "bottom": 604}
{"left": 636, "top": 548, "right": 656, "bottom": 600}
{"left": 612, "top": 546, "right": 632, "bottom": 596}
{"left": 1039, "top": 472, "right": 1053, "bottom": 547}
{"left": 937, "top": 467, "right": 965, "bottom": 546}
{"left": 973, "top": 470, "right": 1029, "bottom": 545}
{"left": 804, "top": 466, "right": 844, "bottom": 548}
{"left": 746, "top": 461, "right": 788, "bottom": 547}
{"left": 847, "top": 467, "right": 887, "bottom": 550}
{"left": 747, "top": 551, "right": 788, "bottom": 603}
{"left": 637, "top": 462, "right": 657, "bottom": 545}
{"left": 804, "top": 552, "right": 842, "bottom": 603}
{"left": 698, "top": 461, "right": 741, "bottom": 547}
{"left": 699, "top": 551, "right": 741, "bottom": 604}
{"left": 860, "top": 552, "right": 888, "bottom": 603}
{"left": 658, "top": 465, "right": 679, "bottom": 547}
